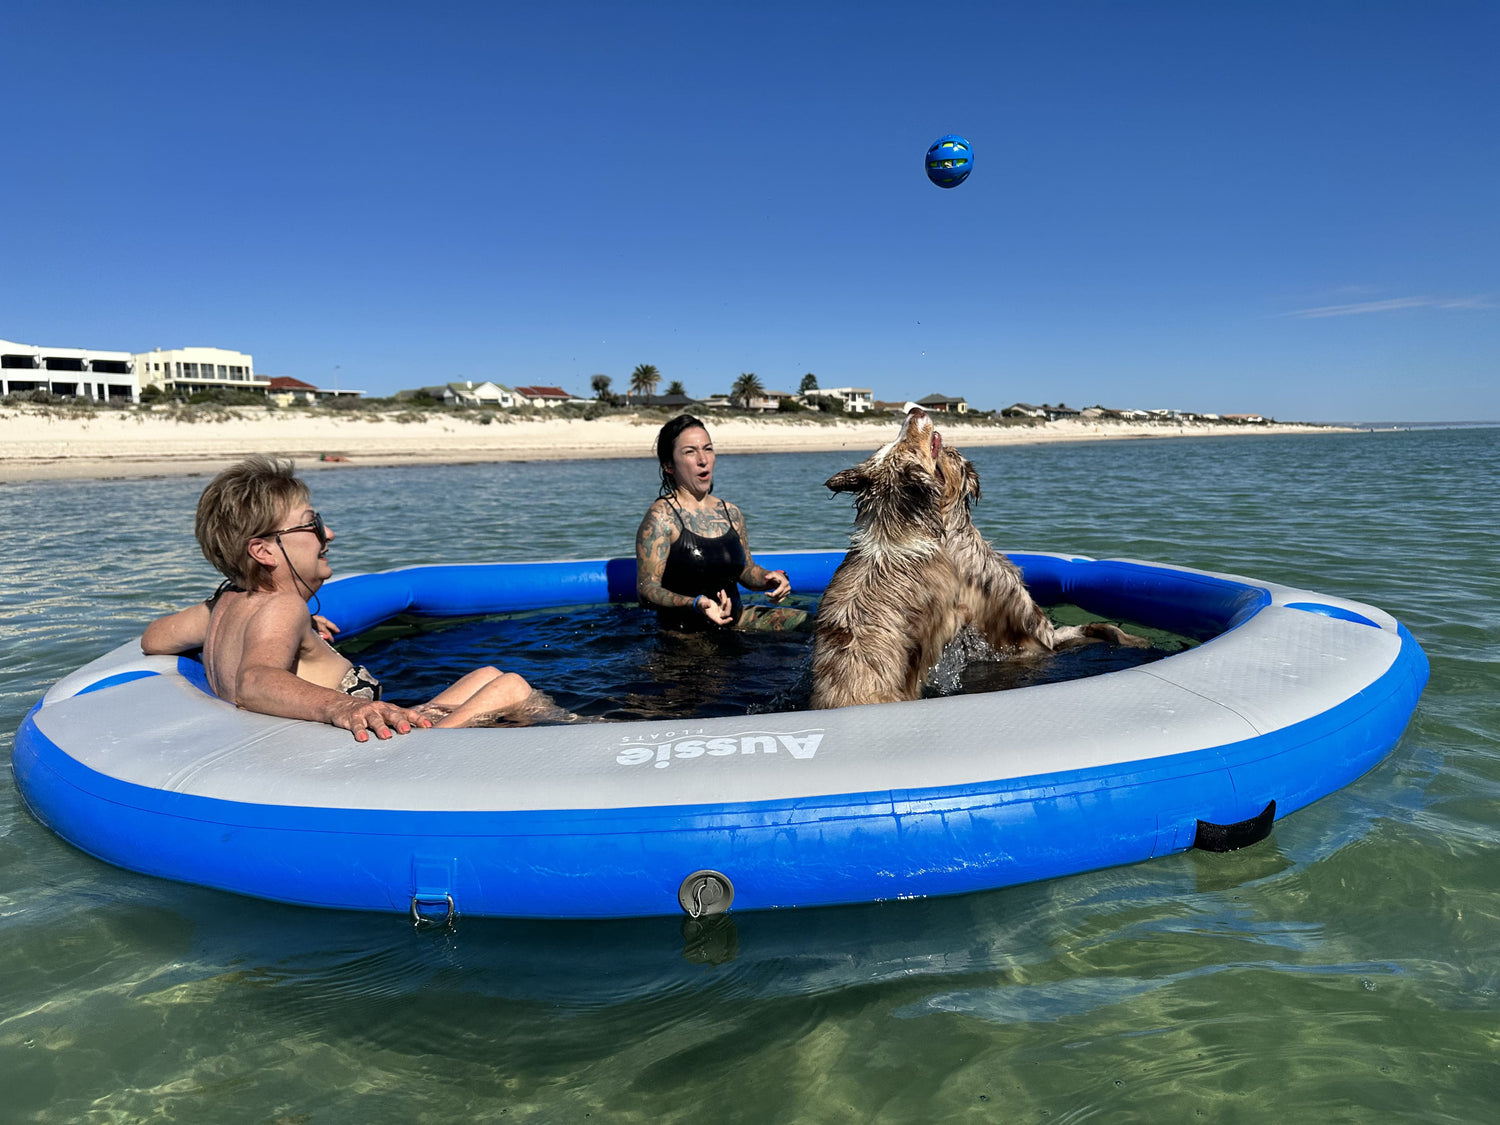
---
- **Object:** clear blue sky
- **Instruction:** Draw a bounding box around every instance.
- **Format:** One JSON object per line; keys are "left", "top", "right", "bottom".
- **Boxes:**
{"left": 3, "top": 1, "right": 1495, "bottom": 421}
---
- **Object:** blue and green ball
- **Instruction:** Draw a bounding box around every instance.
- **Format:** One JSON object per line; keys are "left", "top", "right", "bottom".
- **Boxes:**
{"left": 925, "top": 134, "right": 973, "bottom": 188}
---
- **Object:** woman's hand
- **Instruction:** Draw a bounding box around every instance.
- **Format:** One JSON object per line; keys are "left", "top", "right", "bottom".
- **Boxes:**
{"left": 312, "top": 614, "right": 340, "bottom": 641}
{"left": 696, "top": 590, "right": 735, "bottom": 626}
{"left": 762, "top": 569, "right": 791, "bottom": 601}
{"left": 329, "top": 698, "right": 434, "bottom": 742}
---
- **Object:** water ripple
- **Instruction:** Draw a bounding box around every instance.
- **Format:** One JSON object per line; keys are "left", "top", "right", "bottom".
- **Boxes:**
{"left": 3, "top": 428, "right": 1498, "bottom": 1122}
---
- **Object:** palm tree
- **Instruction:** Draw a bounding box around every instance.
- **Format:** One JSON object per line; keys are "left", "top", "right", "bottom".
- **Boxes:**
{"left": 629, "top": 364, "right": 660, "bottom": 401}
{"left": 665, "top": 380, "right": 686, "bottom": 396}
{"left": 731, "top": 372, "right": 764, "bottom": 409}
{"left": 590, "top": 374, "right": 613, "bottom": 400}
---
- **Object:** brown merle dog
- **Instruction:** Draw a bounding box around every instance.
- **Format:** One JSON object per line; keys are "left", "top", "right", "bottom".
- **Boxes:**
{"left": 809, "top": 408, "right": 1145, "bottom": 709}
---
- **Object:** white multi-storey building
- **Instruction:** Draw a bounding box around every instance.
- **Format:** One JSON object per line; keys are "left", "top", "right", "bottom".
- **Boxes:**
{"left": 819, "top": 386, "right": 874, "bottom": 413}
{"left": 134, "top": 346, "right": 266, "bottom": 396}
{"left": 1, "top": 337, "right": 140, "bottom": 401}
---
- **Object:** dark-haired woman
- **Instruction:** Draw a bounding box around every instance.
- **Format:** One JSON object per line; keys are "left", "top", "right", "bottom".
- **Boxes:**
{"left": 635, "top": 414, "right": 807, "bottom": 631}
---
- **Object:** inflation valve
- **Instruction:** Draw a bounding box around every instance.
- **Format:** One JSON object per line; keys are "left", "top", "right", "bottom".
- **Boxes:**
{"left": 678, "top": 869, "right": 735, "bottom": 917}
{"left": 1193, "top": 800, "right": 1277, "bottom": 852}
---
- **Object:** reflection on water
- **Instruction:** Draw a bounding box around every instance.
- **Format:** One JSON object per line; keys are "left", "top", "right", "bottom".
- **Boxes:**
{"left": 342, "top": 601, "right": 1180, "bottom": 721}
{"left": 2, "top": 429, "right": 1498, "bottom": 1121}
{"left": 340, "top": 602, "right": 818, "bottom": 720}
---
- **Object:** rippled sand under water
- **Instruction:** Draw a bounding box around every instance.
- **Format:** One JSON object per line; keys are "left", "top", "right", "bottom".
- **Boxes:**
{"left": 1, "top": 428, "right": 1496, "bottom": 1121}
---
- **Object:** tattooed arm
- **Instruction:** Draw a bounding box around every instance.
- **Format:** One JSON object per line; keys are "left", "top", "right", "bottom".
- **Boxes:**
{"left": 728, "top": 503, "right": 791, "bottom": 601}
{"left": 635, "top": 501, "right": 733, "bottom": 623}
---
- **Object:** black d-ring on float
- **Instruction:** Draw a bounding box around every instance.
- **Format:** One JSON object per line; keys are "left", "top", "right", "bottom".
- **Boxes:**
{"left": 410, "top": 892, "right": 456, "bottom": 930}
{"left": 1193, "top": 800, "right": 1277, "bottom": 852}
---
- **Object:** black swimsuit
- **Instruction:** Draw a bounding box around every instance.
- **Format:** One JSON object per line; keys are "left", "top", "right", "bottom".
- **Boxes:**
{"left": 656, "top": 497, "right": 746, "bottom": 631}
{"left": 337, "top": 663, "right": 383, "bottom": 700}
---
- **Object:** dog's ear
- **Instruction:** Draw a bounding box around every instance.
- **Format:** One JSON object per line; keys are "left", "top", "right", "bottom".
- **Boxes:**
{"left": 962, "top": 457, "right": 981, "bottom": 503}
{"left": 825, "top": 468, "right": 867, "bottom": 494}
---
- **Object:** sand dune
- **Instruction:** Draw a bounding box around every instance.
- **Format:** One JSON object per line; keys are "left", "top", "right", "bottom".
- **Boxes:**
{"left": 0, "top": 404, "right": 1351, "bottom": 482}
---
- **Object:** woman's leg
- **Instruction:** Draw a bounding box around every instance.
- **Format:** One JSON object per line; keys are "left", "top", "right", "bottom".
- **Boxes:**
{"left": 736, "top": 605, "right": 811, "bottom": 632}
{"left": 424, "top": 667, "right": 534, "bottom": 728}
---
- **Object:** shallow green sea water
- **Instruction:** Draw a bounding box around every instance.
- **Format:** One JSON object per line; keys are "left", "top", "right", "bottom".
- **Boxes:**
{"left": 2, "top": 428, "right": 1495, "bottom": 1122}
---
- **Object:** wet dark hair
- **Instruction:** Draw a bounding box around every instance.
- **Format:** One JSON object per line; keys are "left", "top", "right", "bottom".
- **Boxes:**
{"left": 655, "top": 414, "right": 712, "bottom": 498}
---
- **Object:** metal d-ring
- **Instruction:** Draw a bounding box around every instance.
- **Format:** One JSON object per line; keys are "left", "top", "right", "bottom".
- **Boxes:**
{"left": 409, "top": 892, "right": 456, "bottom": 930}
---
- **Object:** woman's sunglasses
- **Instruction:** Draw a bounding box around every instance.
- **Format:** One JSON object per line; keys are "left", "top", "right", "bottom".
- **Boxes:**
{"left": 265, "top": 511, "right": 328, "bottom": 547}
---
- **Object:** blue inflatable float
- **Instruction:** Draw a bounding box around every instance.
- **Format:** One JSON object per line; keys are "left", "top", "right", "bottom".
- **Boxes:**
{"left": 13, "top": 551, "right": 1427, "bottom": 921}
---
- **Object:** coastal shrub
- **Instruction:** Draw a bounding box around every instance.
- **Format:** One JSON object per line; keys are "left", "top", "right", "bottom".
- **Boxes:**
{"left": 162, "top": 403, "right": 232, "bottom": 424}
{"left": 187, "top": 388, "right": 266, "bottom": 407}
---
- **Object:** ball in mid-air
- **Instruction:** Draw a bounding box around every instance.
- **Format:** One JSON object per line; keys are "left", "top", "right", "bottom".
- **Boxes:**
{"left": 925, "top": 134, "right": 973, "bottom": 188}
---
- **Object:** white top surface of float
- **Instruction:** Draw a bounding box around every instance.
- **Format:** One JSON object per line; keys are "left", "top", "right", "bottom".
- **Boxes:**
{"left": 31, "top": 590, "right": 1402, "bottom": 813}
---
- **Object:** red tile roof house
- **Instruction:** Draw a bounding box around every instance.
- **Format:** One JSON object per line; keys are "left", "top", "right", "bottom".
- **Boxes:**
{"left": 265, "top": 376, "right": 320, "bottom": 404}
{"left": 513, "top": 385, "right": 575, "bottom": 407}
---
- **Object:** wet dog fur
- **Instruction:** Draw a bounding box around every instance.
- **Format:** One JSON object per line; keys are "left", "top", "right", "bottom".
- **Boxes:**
{"left": 809, "top": 408, "right": 1144, "bottom": 709}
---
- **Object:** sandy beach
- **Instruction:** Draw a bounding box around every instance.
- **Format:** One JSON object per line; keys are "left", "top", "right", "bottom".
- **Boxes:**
{"left": 0, "top": 404, "right": 1352, "bottom": 483}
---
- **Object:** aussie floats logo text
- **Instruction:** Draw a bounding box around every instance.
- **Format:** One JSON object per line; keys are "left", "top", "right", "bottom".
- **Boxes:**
{"left": 615, "top": 728, "right": 825, "bottom": 769}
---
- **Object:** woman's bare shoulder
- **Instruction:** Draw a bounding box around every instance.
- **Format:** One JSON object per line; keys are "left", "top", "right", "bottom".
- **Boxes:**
{"left": 637, "top": 498, "right": 676, "bottom": 538}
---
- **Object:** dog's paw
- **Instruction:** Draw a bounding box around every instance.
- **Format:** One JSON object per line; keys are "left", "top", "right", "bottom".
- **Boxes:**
{"left": 1083, "top": 622, "right": 1151, "bottom": 648}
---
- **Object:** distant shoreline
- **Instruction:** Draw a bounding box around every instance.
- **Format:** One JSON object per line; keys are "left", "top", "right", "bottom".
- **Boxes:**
{"left": 0, "top": 404, "right": 1359, "bottom": 484}
{"left": 1330, "top": 420, "right": 1500, "bottom": 431}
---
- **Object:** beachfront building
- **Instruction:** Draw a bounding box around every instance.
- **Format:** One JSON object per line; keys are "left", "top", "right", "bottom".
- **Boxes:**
{"left": 917, "top": 393, "right": 969, "bottom": 414}
{"left": 265, "top": 376, "right": 319, "bottom": 405}
{"left": 446, "top": 381, "right": 515, "bottom": 407}
{"left": 633, "top": 392, "right": 702, "bottom": 410}
{"left": 134, "top": 346, "right": 264, "bottom": 397}
{"left": 819, "top": 386, "right": 874, "bottom": 413}
{"left": 1002, "top": 402, "right": 1048, "bottom": 419}
{"left": 738, "top": 389, "right": 795, "bottom": 411}
{"left": 397, "top": 381, "right": 519, "bottom": 408}
{"left": 1, "top": 337, "right": 140, "bottom": 402}
{"left": 262, "top": 375, "right": 364, "bottom": 404}
{"left": 513, "top": 385, "right": 579, "bottom": 408}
